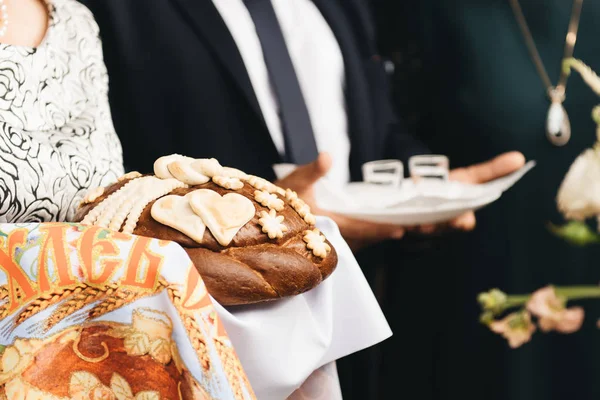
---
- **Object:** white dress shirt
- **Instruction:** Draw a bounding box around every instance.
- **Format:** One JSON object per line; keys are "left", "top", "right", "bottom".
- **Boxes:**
{"left": 211, "top": 0, "right": 351, "bottom": 186}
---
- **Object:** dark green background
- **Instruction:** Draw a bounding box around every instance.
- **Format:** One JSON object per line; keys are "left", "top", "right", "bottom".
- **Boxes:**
{"left": 371, "top": 1, "right": 600, "bottom": 399}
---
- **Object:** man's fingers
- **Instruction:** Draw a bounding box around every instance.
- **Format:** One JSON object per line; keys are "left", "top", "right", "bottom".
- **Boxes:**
{"left": 357, "top": 223, "right": 405, "bottom": 240}
{"left": 331, "top": 213, "right": 405, "bottom": 241}
{"left": 418, "top": 224, "right": 437, "bottom": 234}
{"left": 402, "top": 212, "right": 476, "bottom": 235}
{"left": 450, "top": 151, "right": 525, "bottom": 184}
{"left": 275, "top": 152, "right": 332, "bottom": 193}
{"left": 450, "top": 212, "right": 476, "bottom": 231}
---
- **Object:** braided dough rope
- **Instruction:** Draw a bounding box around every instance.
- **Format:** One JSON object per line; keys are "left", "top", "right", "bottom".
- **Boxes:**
{"left": 81, "top": 177, "right": 138, "bottom": 226}
{"left": 81, "top": 176, "right": 188, "bottom": 234}
{"left": 122, "top": 178, "right": 186, "bottom": 234}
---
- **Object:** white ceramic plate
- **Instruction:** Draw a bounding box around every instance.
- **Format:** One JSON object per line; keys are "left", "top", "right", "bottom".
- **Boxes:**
{"left": 338, "top": 180, "right": 490, "bottom": 209}
{"left": 273, "top": 160, "right": 535, "bottom": 226}
{"left": 326, "top": 187, "right": 502, "bottom": 225}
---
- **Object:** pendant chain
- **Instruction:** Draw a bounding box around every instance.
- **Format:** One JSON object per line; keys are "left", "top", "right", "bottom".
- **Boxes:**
{"left": 508, "top": 0, "right": 584, "bottom": 102}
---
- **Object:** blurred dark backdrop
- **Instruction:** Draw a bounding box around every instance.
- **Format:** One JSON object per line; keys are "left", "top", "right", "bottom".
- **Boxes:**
{"left": 366, "top": 2, "right": 600, "bottom": 400}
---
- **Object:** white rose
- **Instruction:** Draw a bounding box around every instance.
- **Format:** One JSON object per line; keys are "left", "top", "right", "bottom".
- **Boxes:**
{"left": 557, "top": 146, "right": 600, "bottom": 220}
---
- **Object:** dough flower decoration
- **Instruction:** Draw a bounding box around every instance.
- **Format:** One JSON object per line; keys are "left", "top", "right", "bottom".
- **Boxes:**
{"left": 303, "top": 229, "right": 331, "bottom": 258}
{"left": 258, "top": 210, "right": 288, "bottom": 239}
{"left": 254, "top": 190, "right": 285, "bottom": 211}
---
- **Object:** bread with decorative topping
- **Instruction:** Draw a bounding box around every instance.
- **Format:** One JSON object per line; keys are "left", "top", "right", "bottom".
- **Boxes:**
{"left": 73, "top": 155, "right": 338, "bottom": 306}
{"left": 0, "top": 321, "right": 211, "bottom": 399}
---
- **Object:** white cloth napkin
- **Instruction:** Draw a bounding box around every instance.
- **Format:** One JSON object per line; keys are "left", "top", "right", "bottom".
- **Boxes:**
{"left": 213, "top": 217, "right": 392, "bottom": 400}
{"left": 288, "top": 362, "right": 343, "bottom": 400}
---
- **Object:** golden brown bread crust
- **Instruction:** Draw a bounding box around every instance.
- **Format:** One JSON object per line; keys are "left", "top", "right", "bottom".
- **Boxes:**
{"left": 74, "top": 177, "right": 338, "bottom": 306}
{"left": 16, "top": 324, "right": 203, "bottom": 398}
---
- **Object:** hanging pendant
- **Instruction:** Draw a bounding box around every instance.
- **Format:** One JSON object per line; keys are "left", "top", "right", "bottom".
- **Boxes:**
{"left": 546, "top": 101, "right": 571, "bottom": 146}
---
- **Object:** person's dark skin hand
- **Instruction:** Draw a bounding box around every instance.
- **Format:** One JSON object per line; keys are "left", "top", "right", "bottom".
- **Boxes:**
{"left": 275, "top": 152, "right": 526, "bottom": 251}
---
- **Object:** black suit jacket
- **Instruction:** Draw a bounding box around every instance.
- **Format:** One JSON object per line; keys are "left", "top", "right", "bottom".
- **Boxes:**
{"left": 80, "top": 0, "right": 427, "bottom": 180}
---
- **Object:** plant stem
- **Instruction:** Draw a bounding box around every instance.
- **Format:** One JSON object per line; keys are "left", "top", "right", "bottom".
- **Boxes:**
{"left": 555, "top": 286, "right": 600, "bottom": 300}
{"left": 505, "top": 295, "right": 530, "bottom": 308}
{"left": 504, "top": 286, "right": 600, "bottom": 309}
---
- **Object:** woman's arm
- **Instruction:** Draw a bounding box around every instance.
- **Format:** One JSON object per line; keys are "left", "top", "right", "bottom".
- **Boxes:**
{"left": 0, "top": 0, "right": 124, "bottom": 223}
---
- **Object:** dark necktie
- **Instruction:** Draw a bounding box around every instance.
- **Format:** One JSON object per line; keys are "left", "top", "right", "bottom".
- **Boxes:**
{"left": 244, "top": 0, "right": 319, "bottom": 164}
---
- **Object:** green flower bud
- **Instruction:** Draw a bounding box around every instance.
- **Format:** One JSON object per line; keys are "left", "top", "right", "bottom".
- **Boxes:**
{"left": 477, "top": 289, "right": 508, "bottom": 314}
{"left": 479, "top": 311, "right": 494, "bottom": 325}
{"left": 548, "top": 221, "right": 600, "bottom": 247}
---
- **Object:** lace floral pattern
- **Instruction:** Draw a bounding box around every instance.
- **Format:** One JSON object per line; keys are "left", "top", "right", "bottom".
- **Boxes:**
{"left": 0, "top": 0, "right": 123, "bottom": 222}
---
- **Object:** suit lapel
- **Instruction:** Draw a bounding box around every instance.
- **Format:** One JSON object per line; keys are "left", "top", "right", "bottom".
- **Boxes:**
{"left": 169, "top": 0, "right": 265, "bottom": 122}
{"left": 169, "top": 0, "right": 383, "bottom": 177}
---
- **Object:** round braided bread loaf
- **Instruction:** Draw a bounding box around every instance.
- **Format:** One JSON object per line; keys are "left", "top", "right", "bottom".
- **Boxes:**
{"left": 74, "top": 156, "right": 338, "bottom": 306}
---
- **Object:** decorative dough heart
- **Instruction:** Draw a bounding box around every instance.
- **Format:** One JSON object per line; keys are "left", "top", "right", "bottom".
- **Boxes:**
{"left": 154, "top": 154, "right": 194, "bottom": 179}
{"left": 151, "top": 194, "right": 206, "bottom": 243}
{"left": 168, "top": 160, "right": 211, "bottom": 185}
{"left": 188, "top": 189, "right": 255, "bottom": 246}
